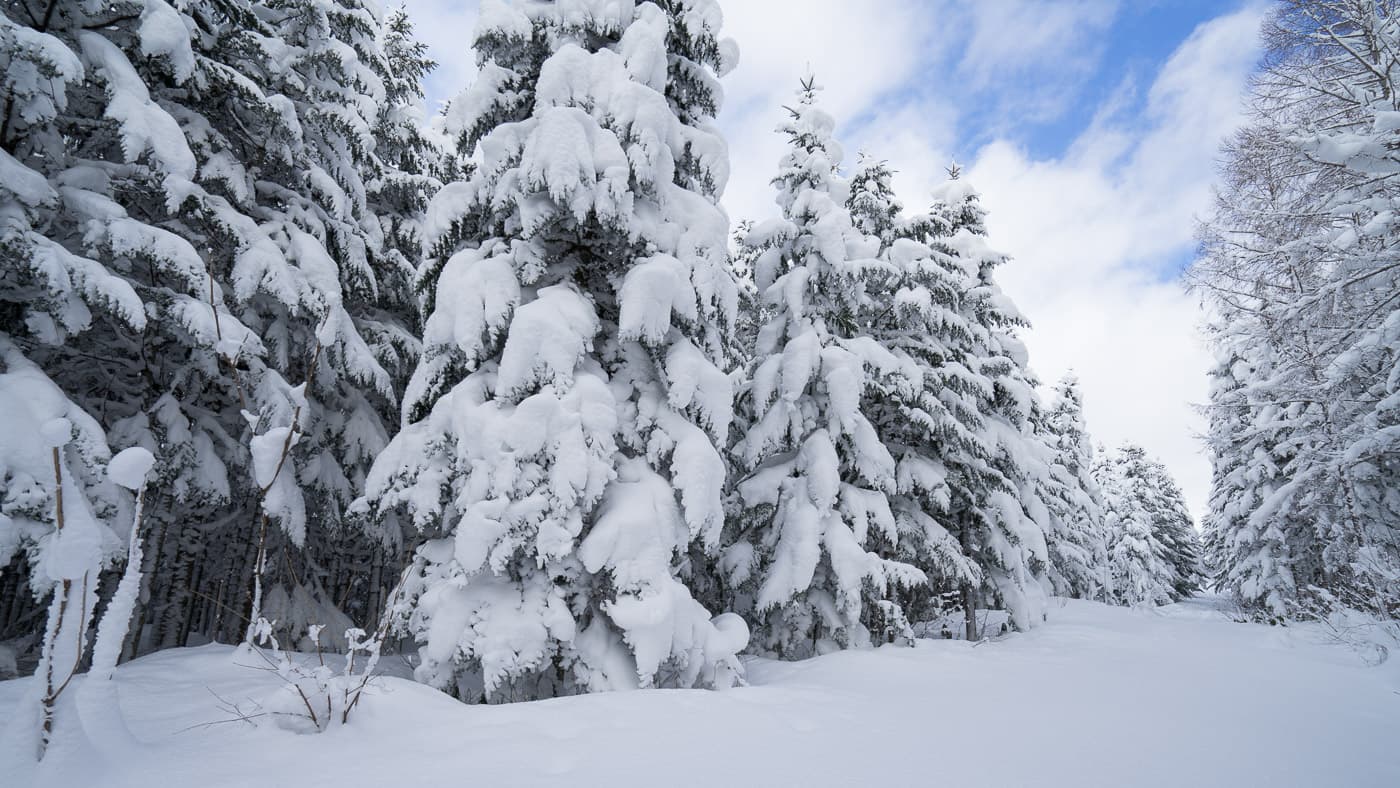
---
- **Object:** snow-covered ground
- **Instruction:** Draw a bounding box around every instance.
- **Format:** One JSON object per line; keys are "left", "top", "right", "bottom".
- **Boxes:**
{"left": 3, "top": 597, "right": 1397, "bottom": 788}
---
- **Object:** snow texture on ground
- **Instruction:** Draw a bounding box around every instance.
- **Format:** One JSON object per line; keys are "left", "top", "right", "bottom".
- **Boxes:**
{"left": 2, "top": 596, "right": 1397, "bottom": 787}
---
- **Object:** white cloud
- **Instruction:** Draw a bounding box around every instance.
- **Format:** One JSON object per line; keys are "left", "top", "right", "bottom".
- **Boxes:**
{"left": 958, "top": 0, "right": 1118, "bottom": 82}
{"left": 966, "top": 6, "right": 1267, "bottom": 518}
{"left": 954, "top": 0, "right": 1120, "bottom": 124}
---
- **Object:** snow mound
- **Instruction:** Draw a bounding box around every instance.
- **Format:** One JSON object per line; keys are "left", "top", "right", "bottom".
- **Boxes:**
{"left": 107, "top": 447, "right": 154, "bottom": 490}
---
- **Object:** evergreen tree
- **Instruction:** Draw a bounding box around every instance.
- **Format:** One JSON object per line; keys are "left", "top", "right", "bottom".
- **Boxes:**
{"left": 1095, "top": 446, "right": 1173, "bottom": 606}
{"left": 1095, "top": 444, "right": 1198, "bottom": 606}
{"left": 361, "top": 0, "right": 747, "bottom": 700}
{"left": 0, "top": 0, "right": 431, "bottom": 666}
{"left": 370, "top": 4, "right": 454, "bottom": 333}
{"left": 858, "top": 205, "right": 985, "bottom": 639}
{"left": 1122, "top": 445, "right": 1201, "bottom": 599}
{"left": 1041, "top": 374, "right": 1110, "bottom": 600}
{"left": 723, "top": 78, "right": 924, "bottom": 658}
{"left": 846, "top": 152, "right": 903, "bottom": 252}
{"left": 1200, "top": 322, "right": 1313, "bottom": 616}
{"left": 903, "top": 168, "right": 1051, "bottom": 636}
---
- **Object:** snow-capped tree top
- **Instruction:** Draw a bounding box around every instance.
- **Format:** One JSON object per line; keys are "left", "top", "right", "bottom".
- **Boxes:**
{"left": 447, "top": 0, "right": 735, "bottom": 187}
{"left": 746, "top": 78, "right": 888, "bottom": 333}
{"left": 847, "top": 152, "right": 903, "bottom": 251}
{"left": 420, "top": 0, "right": 740, "bottom": 401}
{"left": 1047, "top": 373, "right": 1092, "bottom": 465}
{"left": 771, "top": 76, "right": 845, "bottom": 204}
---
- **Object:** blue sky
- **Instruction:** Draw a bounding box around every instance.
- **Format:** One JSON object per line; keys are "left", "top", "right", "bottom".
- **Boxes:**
{"left": 400, "top": 0, "right": 1267, "bottom": 518}
{"left": 839, "top": 1, "right": 1234, "bottom": 161}
{"left": 1018, "top": 1, "right": 1242, "bottom": 156}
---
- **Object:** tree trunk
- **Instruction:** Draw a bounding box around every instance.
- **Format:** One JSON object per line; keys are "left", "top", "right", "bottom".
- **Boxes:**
{"left": 959, "top": 514, "right": 979, "bottom": 641}
{"left": 961, "top": 582, "right": 979, "bottom": 642}
{"left": 179, "top": 551, "right": 204, "bottom": 646}
{"left": 366, "top": 549, "right": 383, "bottom": 630}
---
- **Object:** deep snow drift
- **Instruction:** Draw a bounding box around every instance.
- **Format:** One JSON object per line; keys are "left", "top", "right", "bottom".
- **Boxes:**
{"left": 2, "top": 597, "right": 1397, "bottom": 788}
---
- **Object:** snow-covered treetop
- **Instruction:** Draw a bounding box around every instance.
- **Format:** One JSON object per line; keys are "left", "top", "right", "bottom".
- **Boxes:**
{"left": 746, "top": 77, "right": 888, "bottom": 339}
{"left": 847, "top": 152, "right": 903, "bottom": 251}
{"left": 1047, "top": 373, "right": 1092, "bottom": 465}
{"left": 444, "top": 0, "right": 736, "bottom": 190}
{"left": 412, "top": 0, "right": 742, "bottom": 422}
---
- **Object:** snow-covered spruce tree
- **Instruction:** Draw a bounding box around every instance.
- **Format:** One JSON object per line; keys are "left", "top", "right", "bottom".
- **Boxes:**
{"left": 0, "top": 0, "right": 429, "bottom": 660}
{"left": 1193, "top": 119, "right": 1339, "bottom": 618}
{"left": 1200, "top": 320, "right": 1314, "bottom": 616}
{"left": 727, "top": 219, "right": 764, "bottom": 370}
{"left": 312, "top": 2, "right": 453, "bottom": 630}
{"left": 1122, "top": 445, "right": 1201, "bottom": 599}
{"left": 368, "top": 3, "right": 454, "bottom": 340}
{"left": 701, "top": 218, "right": 762, "bottom": 620}
{"left": 360, "top": 0, "right": 748, "bottom": 701}
{"left": 900, "top": 167, "right": 1051, "bottom": 637}
{"left": 851, "top": 200, "right": 985, "bottom": 640}
{"left": 719, "top": 78, "right": 925, "bottom": 658}
{"left": 0, "top": 0, "right": 221, "bottom": 665}
{"left": 846, "top": 152, "right": 903, "bottom": 253}
{"left": 1041, "top": 374, "right": 1110, "bottom": 600}
{"left": 1093, "top": 444, "right": 1197, "bottom": 606}
{"left": 1200, "top": 328, "right": 1247, "bottom": 594}
{"left": 1094, "top": 446, "right": 1174, "bottom": 607}
{"left": 1193, "top": 0, "right": 1400, "bottom": 621}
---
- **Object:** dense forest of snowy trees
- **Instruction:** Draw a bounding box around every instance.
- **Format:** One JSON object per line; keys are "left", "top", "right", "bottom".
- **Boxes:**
{"left": 1193, "top": 0, "right": 1400, "bottom": 627}
{"left": 6, "top": 0, "right": 1387, "bottom": 758}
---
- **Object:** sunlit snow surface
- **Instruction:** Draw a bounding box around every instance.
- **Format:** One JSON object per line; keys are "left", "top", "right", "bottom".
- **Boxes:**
{"left": 3, "top": 597, "right": 1397, "bottom": 787}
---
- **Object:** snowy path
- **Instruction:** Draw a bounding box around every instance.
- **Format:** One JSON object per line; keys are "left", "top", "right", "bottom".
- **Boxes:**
{"left": 3, "top": 598, "right": 1397, "bottom": 787}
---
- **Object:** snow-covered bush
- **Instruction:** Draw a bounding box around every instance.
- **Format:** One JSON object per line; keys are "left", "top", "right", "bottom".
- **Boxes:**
{"left": 241, "top": 619, "right": 384, "bottom": 733}
{"left": 0, "top": 352, "right": 124, "bottom": 758}
{"left": 1294, "top": 588, "right": 1400, "bottom": 666}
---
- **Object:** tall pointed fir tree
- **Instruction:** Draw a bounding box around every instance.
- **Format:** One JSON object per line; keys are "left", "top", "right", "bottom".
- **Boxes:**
{"left": 1041, "top": 374, "right": 1110, "bottom": 600}
{"left": 360, "top": 0, "right": 748, "bottom": 701}
{"left": 1123, "top": 445, "right": 1202, "bottom": 599}
{"left": 1094, "top": 446, "right": 1173, "bottom": 606}
{"left": 722, "top": 79, "right": 924, "bottom": 658}
{"left": 0, "top": 0, "right": 432, "bottom": 671}
{"left": 1200, "top": 327, "right": 1246, "bottom": 595}
{"left": 901, "top": 166, "right": 1051, "bottom": 637}
{"left": 1094, "top": 444, "right": 1197, "bottom": 606}
{"left": 1200, "top": 321, "right": 1309, "bottom": 616}
{"left": 846, "top": 152, "right": 903, "bottom": 253}
{"left": 319, "top": 2, "right": 452, "bottom": 627}
{"left": 1193, "top": 120, "right": 1335, "bottom": 619}
{"left": 844, "top": 154, "right": 988, "bottom": 639}
{"left": 236, "top": 0, "right": 427, "bottom": 644}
